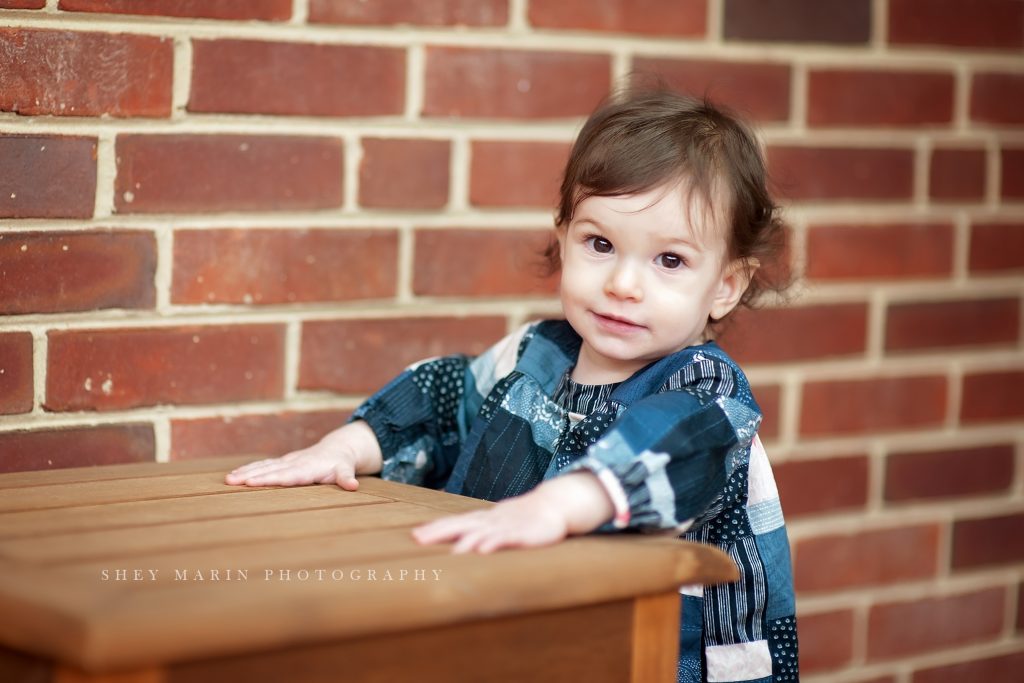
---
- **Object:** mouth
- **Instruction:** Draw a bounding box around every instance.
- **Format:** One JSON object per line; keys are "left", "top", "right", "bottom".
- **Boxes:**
{"left": 591, "top": 311, "right": 645, "bottom": 332}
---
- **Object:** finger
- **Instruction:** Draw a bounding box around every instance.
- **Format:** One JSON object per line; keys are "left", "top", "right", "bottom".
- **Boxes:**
{"left": 228, "top": 458, "right": 277, "bottom": 474}
{"left": 451, "top": 528, "right": 490, "bottom": 555}
{"left": 476, "top": 534, "right": 510, "bottom": 555}
{"left": 411, "top": 515, "right": 482, "bottom": 545}
{"left": 411, "top": 522, "right": 460, "bottom": 545}
{"left": 332, "top": 463, "right": 359, "bottom": 491}
{"left": 245, "top": 465, "right": 312, "bottom": 487}
{"left": 225, "top": 459, "right": 284, "bottom": 482}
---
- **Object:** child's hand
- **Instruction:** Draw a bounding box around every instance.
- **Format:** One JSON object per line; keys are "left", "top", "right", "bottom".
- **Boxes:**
{"left": 413, "top": 471, "right": 617, "bottom": 554}
{"left": 224, "top": 443, "right": 360, "bottom": 490}
{"left": 411, "top": 492, "right": 571, "bottom": 554}
{"left": 224, "top": 421, "right": 383, "bottom": 490}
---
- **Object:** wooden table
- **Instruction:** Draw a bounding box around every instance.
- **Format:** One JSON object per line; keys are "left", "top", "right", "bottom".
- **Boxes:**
{"left": 0, "top": 456, "right": 738, "bottom": 683}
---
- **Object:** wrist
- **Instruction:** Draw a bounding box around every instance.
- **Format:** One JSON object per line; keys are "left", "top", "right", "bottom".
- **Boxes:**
{"left": 320, "top": 421, "right": 383, "bottom": 476}
{"left": 530, "top": 472, "right": 615, "bottom": 536}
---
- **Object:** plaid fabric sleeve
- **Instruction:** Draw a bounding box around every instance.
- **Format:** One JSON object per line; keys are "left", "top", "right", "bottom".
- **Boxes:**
{"left": 349, "top": 324, "right": 534, "bottom": 489}
{"left": 562, "top": 360, "right": 761, "bottom": 532}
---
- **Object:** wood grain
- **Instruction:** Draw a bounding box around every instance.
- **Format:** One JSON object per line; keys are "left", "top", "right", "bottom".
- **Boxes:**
{"left": 164, "top": 599, "right": 636, "bottom": 683}
{"left": 629, "top": 592, "right": 681, "bottom": 682}
{"left": 0, "top": 458, "right": 738, "bottom": 677}
{"left": 0, "top": 485, "right": 384, "bottom": 539}
{"left": 0, "top": 456, "right": 253, "bottom": 490}
{"left": 0, "top": 502, "right": 439, "bottom": 564}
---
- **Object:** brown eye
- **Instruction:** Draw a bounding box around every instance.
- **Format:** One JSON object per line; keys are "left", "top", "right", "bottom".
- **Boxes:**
{"left": 587, "top": 236, "right": 613, "bottom": 254}
{"left": 657, "top": 253, "right": 684, "bottom": 269}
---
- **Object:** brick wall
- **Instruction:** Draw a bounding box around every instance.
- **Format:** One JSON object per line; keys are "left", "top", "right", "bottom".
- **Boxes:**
{"left": 0, "top": 1, "right": 1022, "bottom": 680}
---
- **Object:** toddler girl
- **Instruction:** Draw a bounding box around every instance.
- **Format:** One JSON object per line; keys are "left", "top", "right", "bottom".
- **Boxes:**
{"left": 226, "top": 88, "right": 798, "bottom": 683}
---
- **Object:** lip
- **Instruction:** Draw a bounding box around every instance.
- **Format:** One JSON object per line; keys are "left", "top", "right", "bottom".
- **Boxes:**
{"left": 591, "top": 311, "right": 645, "bottom": 334}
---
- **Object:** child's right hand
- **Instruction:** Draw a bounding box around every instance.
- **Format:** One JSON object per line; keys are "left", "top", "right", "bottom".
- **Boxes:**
{"left": 224, "top": 421, "right": 383, "bottom": 491}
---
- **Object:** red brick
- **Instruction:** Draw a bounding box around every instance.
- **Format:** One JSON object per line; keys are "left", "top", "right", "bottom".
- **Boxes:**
{"left": 868, "top": 588, "right": 1005, "bottom": 659}
{"left": 529, "top": 0, "right": 706, "bottom": 37}
{"left": 631, "top": 58, "right": 791, "bottom": 123}
{"left": 114, "top": 135, "right": 343, "bottom": 214}
{"left": 930, "top": 148, "right": 986, "bottom": 201}
{"left": 59, "top": 0, "right": 291, "bottom": 19}
{"left": 716, "top": 303, "right": 868, "bottom": 365}
{"left": 961, "top": 370, "right": 1024, "bottom": 424}
{"left": 889, "top": 0, "right": 1024, "bottom": 50}
{"left": 423, "top": 47, "right": 611, "bottom": 119}
{"left": 413, "top": 229, "right": 558, "bottom": 297}
{"left": 795, "top": 524, "right": 940, "bottom": 592}
{"left": 309, "top": 0, "right": 505, "bottom": 26}
{"left": 0, "top": 1, "right": 44, "bottom": 8}
{"left": 724, "top": 0, "right": 871, "bottom": 44}
{"left": 768, "top": 146, "right": 914, "bottom": 201}
{"left": 886, "top": 444, "right": 1015, "bottom": 502}
{"left": 0, "top": 333, "right": 32, "bottom": 415}
{"left": 469, "top": 141, "right": 569, "bottom": 208}
{"left": 885, "top": 298, "right": 1020, "bottom": 352}
{"left": 809, "top": 69, "right": 954, "bottom": 127}
{"left": 752, "top": 384, "right": 780, "bottom": 440}
{"left": 970, "top": 222, "right": 1024, "bottom": 274}
{"left": 0, "top": 135, "right": 96, "bottom": 219}
{"left": 359, "top": 139, "right": 450, "bottom": 209}
{"left": 0, "top": 424, "right": 154, "bottom": 473}
{"left": 299, "top": 317, "right": 507, "bottom": 394}
{"left": 800, "top": 376, "right": 947, "bottom": 437}
{"left": 914, "top": 652, "right": 1024, "bottom": 683}
{"left": 971, "top": 72, "right": 1024, "bottom": 126}
{"left": 952, "top": 512, "right": 1024, "bottom": 569}
{"left": 1003, "top": 149, "right": 1024, "bottom": 199}
{"left": 190, "top": 40, "right": 404, "bottom": 117}
{"left": 0, "top": 29, "right": 171, "bottom": 118}
{"left": 774, "top": 455, "right": 870, "bottom": 517}
{"left": 45, "top": 325, "right": 285, "bottom": 412}
{"left": 0, "top": 230, "right": 156, "bottom": 314}
{"left": 806, "top": 223, "right": 954, "bottom": 281}
{"left": 170, "top": 410, "right": 349, "bottom": 460}
{"left": 172, "top": 229, "right": 397, "bottom": 305}
{"left": 798, "top": 609, "right": 854, "bottom": 673}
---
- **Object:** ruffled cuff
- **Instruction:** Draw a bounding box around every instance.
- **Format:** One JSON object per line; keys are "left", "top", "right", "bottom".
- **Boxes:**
{"left": 562, "top": 430, "right": 693, "bottom": 533}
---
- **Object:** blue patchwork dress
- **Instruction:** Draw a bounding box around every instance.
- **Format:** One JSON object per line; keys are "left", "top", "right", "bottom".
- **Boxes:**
{"left": 351, "top": 319, "right": 798, "bottom": 682}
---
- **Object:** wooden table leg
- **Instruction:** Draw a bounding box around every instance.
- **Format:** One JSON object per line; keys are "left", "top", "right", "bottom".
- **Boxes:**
{"left": 629, "top": 591, "right": 680, "bottom": 683}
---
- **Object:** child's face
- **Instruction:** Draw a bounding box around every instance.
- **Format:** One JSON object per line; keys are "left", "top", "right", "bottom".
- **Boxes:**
{"left": 557, "top": 183, "right": 751, "bottom": 382}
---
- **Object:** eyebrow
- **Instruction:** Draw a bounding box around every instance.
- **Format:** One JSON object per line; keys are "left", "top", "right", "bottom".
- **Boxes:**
{"left": 574, "top": 216, "right": 700, "bottom": 251}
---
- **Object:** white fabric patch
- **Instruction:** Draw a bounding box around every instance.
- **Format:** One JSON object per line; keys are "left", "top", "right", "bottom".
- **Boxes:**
{"left": 706, "top": 640, "right": 773, "bottom": 682}
{"left": 679, "top": 583, "right": 704, "bottom": 598}
{"left": 748, "top": 498, "right": 785, "bottom": 535}
{"left": 468, "top": 323, "right": 530, "bottom": 397}
{"left": 746, "top": 435, "right": 779, "bottom": 506}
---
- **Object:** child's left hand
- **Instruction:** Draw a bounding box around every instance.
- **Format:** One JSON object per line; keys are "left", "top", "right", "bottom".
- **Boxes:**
{"left": 411, "top": 471, "right": 616, "bottom": 554}
{"left": 411, "top": 492, "right": 570, "bottom": 555}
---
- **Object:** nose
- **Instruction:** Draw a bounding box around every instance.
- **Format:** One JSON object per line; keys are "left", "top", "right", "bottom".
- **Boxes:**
{"left": 604, "top": 259, "right": 643, "bottom": 301}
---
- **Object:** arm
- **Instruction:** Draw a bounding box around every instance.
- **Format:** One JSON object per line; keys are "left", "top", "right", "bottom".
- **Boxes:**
{"left": 351, "top": 324, "right": 532, "bottom": 488}
{"left": 226, "top": 324, "right": 533, "bottom": 491}
{"left": 224, "top": 420, "right": 382, "bottom": 490}
{"left": 416, "top": 359, "right": 759, "bottom": 552}
{"left": 412, "top": 470, "right": 615, "bottom": 554}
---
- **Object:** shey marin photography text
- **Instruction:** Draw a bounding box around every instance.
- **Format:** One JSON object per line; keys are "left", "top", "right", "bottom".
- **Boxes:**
{"left": 99, "top": 568, "right": 445, "bottom": 582}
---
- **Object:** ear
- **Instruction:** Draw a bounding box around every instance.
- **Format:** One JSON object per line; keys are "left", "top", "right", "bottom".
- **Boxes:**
{"left": 709, "top": 258, "right": 758, "bottom": 320}
{"left": 555, "top": 226, "right": 567, "bottom": 262}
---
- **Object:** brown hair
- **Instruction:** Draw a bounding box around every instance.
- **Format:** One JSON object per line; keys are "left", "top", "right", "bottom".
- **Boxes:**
{"left": 544, "top": 87, "right": 787, "bottom": 314}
